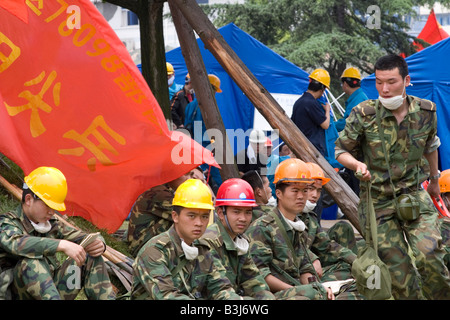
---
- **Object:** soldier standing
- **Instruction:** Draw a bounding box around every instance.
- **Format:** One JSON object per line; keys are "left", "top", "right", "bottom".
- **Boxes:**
{"left": 131, "top": 179, "right": 242, "bottom": 300}
{"left": 0, "top": 167, "right": 114, "bottom": 300}
{"left": 335, "top": 54, "right": 450, "bottom": 299}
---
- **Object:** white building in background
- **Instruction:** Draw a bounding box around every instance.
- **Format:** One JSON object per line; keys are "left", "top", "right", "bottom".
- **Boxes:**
{"left": 406, "top": 3, "right": 450, "bottom": 37}
{"left": 92, "top": 0, "right": 244, "bottom": 65}
{"left": 92, "top": 1, "right": 450, "bottom": 66}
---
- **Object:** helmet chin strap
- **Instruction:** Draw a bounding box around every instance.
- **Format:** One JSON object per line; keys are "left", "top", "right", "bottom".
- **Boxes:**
{"left": 222, "top": 207, "right": 243, "bottom": 239}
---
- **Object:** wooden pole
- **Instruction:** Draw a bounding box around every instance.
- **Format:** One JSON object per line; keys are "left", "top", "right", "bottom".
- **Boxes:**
{"left": 104, "top": 0, "right": 172, "bottom": 121}
{"left": 169, "top": 2, "right": 239, "bottom": 181}
{"left": 168, "top": 0, "right": 361, "bottom": 233}
{"left": 0, "top": 173, "right": 133, "bottom": 288}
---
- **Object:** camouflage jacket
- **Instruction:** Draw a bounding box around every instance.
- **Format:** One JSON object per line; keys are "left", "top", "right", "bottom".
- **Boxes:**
{"left": 252, "top": 204, "right": 273, "bottom": 222}
{"left": 299, "top": 212, "right": 356, "bottom": 267}
{"left": 335, "top": 96, "right": 439, "bottom": 212}
{"left": 131, "top": 225, "right": 242, "bottom": 300}
{"left": 0, "top": 205, "right": 91, "bottom": 271}
{"left": 127, "top": 184, "right": 174, "bottom": 257}
{"left": 201, "top": 222, "right": 275, "bottom": 299}
{"left": 246, "top": 207, "right": 317, "bottom": 285}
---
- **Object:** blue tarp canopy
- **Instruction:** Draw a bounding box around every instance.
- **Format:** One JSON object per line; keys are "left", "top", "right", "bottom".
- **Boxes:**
{"left": 361, "top": 39, "right": 450, "bottom": 171}
{"left": 163, "top": 23, "right": 310, "bottom": 152}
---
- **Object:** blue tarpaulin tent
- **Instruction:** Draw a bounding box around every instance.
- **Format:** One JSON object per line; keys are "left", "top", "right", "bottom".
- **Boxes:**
{"left": 361, "top": 39, "right": 450, "bottom": 170}
{"left": 138, "top": 23, "right": 341, "bottom": 166}
{"left": 163, "top": 23, "right": 310, "bottom": 151}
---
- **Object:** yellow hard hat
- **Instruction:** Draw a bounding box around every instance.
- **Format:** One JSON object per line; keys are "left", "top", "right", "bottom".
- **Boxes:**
{"left": 172, "top": 179, "right": 214, "bottom": 210}
{"left": 208, "top": 74, "right": 222, "bottom": 93}
{"left": 166, "top": 62, "right": 174, "bottom": 76}
{"left": 439, "top": 169, "right": 450, "bottom": 194}
{"left": 309, "top": 69, "right": 330, "bottom": 89}
{"left": 340, "top": 67, "right": 361, "bottom": 80}
{"left": 24, "top": 166, "right": 68, "bottom": 211}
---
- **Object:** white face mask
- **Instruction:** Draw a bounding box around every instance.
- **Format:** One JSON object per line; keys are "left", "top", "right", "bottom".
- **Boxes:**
{"left": 30, "top": 220, "right": 52, "bottom": 234}
{"left": 303, "top": 200, "right": 317, "bottom": 213}
{"left": 168, "top": 75, "right": 175, "bottom": 86}
{"left": 234, "top": 237, "right": 249, "bottom": 256}
{"left": 378, "top": 81, "right": 406, "bottom": 110}
{"left": 181, "top": 240, "right": 198, "bottom": 260}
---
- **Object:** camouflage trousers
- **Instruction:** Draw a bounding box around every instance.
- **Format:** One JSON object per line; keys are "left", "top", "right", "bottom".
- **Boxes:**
{"left": 328, "top": 220, "right": 365, "bottom": 255}
{"left": 12, "top": 255, "right": 115, "bottom": 300}
{"left": 359, "top": 196, "right": 450, "bottom": 300}
{"left": 441, "top": 218, "right": 450, "bottom": 270}
{"left": 274, "top": 283, "right": 328, "bottom": 300}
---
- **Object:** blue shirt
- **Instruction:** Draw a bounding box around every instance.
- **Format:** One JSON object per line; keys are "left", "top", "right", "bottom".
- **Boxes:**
{"left": 291, "top": 92, "right": 327, "bottom": 156}
{"left": 169, "top": 82, "right": 183, "bottom": 101}
{"left": 334, "top": 88, "right": 368, "bottom": 132}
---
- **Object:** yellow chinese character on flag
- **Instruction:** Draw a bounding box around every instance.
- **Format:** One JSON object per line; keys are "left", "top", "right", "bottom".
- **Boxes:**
{"left": 4, "top": 70, "right": 61, "bottom": 137}
{"left": 58, "top": 115, "right": 126, "bottom": 171}
{"left": 0, "top": 32, "right": 21, "bottom": 73}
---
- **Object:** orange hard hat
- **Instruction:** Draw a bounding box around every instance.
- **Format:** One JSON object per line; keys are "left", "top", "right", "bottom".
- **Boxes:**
{"left": 273, "top": 158, "right": 313, "bottom": 185}
{"left": 208, "top": 74, "right": 222, "bottom": 93}
{"left": 439, "top": 169, "right": 450, "bottom": 194}
{"left": 306, "top": 162, "right": 331, "bottom": 185}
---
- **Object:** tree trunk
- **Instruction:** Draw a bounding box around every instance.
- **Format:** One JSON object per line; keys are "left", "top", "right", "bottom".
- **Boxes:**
{"left": 169, "top": 2, "right": 239, "bottom": 181}
{"left": 104, "top": 0, "right": 172, "bottom": 121}
{"left": 168, "top": 0, "right": 362, "bottom": 234}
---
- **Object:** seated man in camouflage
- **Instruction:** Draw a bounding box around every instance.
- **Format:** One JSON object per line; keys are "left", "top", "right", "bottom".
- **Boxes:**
{"left": 0, "top": 167, "right": 114, "bottom": 300}
{"left": 242, "top": 170, "right": 273, "bottom": 222}
{"left": 246, "top": 159, "right": 334, "bottom": 300}
{"left": 438, "top": 170, "right": 450, "bottom": 269}
{"left": 127, "top": 172, "right": 189, "bottom": 257}
{"left": 201, "top": 178, "right": 275, "bottom": 300}
{"left": 131, "top": 179, "right": 242, "bottom": 300}
{"left": 302, "top": 163, "right": 362, "bottom": 299}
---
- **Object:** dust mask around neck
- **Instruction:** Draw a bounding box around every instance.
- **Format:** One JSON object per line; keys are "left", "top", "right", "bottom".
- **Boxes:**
{"left": 181, "top": 240, "right": 198, "bottom": 260}
{"left": 30, "top": 220, "right": 52, "bottom": 234}
{"left": 234, "top": 236, "right": 249, "bottom": 256}
{"left": 378, "top": 82, "right": 406, "bottom": 110}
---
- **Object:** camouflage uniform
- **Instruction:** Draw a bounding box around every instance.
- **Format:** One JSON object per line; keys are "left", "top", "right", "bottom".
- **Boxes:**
{"left": 127, "top": 184, "right": 174, "bottom": 257}
{"left": 335, "top": 96, "right": 450, "bottom": 299}
{"left": 201, "top": 222, "right": 275, "bottom": 299}
{"left": 246, "top": 207, "right": 329, "bottom": 300}
{"left": 252, "top": 204, "right": 273, "bottom": 222}
{"left": 0, "top": 206, "right": 114, "bottom": 300}
{"left": 327, "top": 220, "right": 365, "bottom": 255}
{"left": 131, "top": 225, "right": 242, "bottom": 300}
{"left": 300, "top": 212, "right": 364, "bottom": 299}
{"left": 442, "top": 218, "right": 450, "bottom": 269}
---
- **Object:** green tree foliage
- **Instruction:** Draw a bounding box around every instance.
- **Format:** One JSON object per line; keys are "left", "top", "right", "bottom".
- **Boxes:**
{"left": 202, "top": 0, "right": 450, "bottom": 93}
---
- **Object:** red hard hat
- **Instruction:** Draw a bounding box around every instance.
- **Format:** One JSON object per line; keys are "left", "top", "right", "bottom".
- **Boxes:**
{"left": 215, "top": 178, "right": 258, "bottom": 207}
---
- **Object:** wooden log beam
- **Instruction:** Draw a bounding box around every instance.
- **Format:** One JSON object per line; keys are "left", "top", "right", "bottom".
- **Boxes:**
{"left": 169, "top": 2, "right": 239, "bottom": 181}
{"left": 168, "top": 0, "right": 362, "bottom": 234}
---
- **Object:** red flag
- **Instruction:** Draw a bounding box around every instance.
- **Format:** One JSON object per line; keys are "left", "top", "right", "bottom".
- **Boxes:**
{"left": 414, "top": 9, "right": 449, "bottom": 51}
{"left": 0, "top": 0, "right": 218, "bottom": 232}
